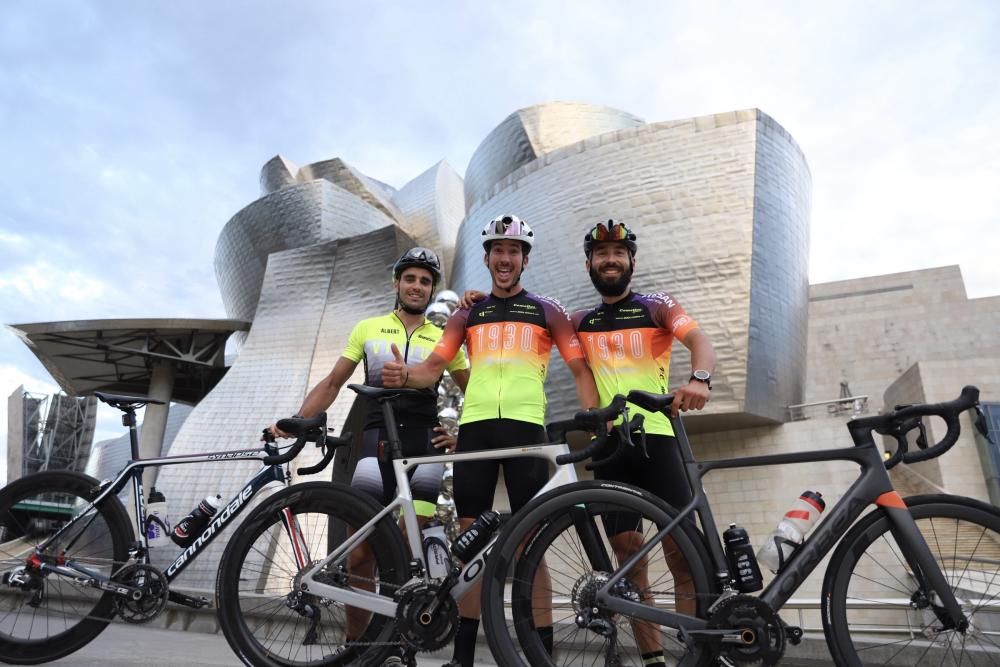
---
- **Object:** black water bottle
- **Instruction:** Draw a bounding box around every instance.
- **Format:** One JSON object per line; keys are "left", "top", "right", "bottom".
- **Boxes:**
{"left": 723, "top": 523, "right": 763, "bottom": 592}
{"left": 171, "top": 494, "right": 222, "bottom": 547}
{"left": 451, "top": 510, "right": 501, "bottom": 563}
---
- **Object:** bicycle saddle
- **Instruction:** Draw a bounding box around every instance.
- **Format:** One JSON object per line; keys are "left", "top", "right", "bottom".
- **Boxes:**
{"left": 93, "top": 391, "right": 166, "bottom": 410}
{"left": 627, "top": 389, "right": 674, "bottom": 413}
{"left": 347, "top": 384, "right": 424, "bottom": 401}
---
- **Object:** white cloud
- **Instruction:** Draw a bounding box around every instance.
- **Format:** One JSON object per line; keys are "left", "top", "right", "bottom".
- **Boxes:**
{"left": 0, "top": 261, "right": 111, "bottom": 305}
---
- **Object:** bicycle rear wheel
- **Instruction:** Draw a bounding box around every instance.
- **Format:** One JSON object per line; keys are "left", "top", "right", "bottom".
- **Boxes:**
{"left": 823, "top": 494, "right": 1000, "bottom": 666}
{"left": 216, "top": 482, "right": 410, "bottom": 667}
{"left": 0, "top": 470, "right": 132, "bottom": 664}
{"left": 482, "top": 481, "right": 716, "bottom": 667}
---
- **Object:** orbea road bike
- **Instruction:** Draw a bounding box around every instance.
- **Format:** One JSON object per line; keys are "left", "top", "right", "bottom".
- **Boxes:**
{"left": 214, "top": 384, "right": 643, "bottom": 667}
{"left": 0, "top": 391, "right": 343, "bottom": 664}
{"left": 481, "top": 386, "right": 996, "bottom": 666}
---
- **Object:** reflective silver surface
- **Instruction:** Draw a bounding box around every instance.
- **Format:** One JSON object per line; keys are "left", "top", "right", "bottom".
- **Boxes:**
{"left": 452, "top": 105, "right": 812, "bottom": 428}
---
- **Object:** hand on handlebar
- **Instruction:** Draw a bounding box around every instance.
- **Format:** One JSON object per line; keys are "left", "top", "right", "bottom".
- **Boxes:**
{"left": 432, "top": 425, "right": 457, "bottom": 453}
{"left": 671, "top": 381, "right": 710, "bottom": 416}
{"left": 264, "top": 423, "right": 293, "bottom": 440}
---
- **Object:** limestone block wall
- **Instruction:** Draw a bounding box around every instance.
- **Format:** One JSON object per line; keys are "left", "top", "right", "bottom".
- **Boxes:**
{"left": 806, "top": 266, "right": 1000, "bottom": 411}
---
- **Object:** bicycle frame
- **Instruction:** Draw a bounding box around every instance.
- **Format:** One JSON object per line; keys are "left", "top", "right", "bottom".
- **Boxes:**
{"left": 35, "top": 440, "right": 291, "bottom": 586}
{"left": 595, "top": 415, "right": 968, "bottom": 633}
{"left": 297, "top": 442, "right": 578, "bottom": 618}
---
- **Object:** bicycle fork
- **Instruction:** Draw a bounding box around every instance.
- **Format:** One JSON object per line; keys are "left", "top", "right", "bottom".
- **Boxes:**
{"left": 883, "top": 504, "right": 969, "bottom": 632}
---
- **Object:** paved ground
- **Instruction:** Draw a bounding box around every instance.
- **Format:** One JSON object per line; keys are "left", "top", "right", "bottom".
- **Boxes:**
{"left": 48, "top": 623, "right": 493, "bottom": 666}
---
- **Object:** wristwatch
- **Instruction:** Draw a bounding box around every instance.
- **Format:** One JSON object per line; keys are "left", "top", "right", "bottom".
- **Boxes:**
{"left": 689, "top": 370, "right": 712, "bottom": 390}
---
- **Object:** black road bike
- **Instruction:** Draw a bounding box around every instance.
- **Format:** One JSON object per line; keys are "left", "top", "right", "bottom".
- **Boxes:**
{"left": 0, "top": 391, "right": 345, "bottom": 664}
{"left": 481, "top": 386, "right": 996, "bottom": 666}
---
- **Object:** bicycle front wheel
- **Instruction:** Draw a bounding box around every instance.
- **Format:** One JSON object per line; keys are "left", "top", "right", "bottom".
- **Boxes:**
{"left": 823, "top": 494, "right": 1000, "bottom": 666}
{"left": 216, "top": 482, "right": 410, "bottom": 667}
{"left": 482, "top": 481, "right": 716, "bottom": 667}
{"left": 0, "top": 470, "right": 132, "bottom": 664}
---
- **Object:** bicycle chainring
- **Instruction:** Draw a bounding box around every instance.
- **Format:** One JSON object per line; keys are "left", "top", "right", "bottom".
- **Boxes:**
{"left": 707, "top": 594, "right": 785, "bottom": 666}
{"left": 395, "top": 582, "right": 459, "bottom": 651}
{"left": 112, "top": 563, "right": 168, "bottom": 623}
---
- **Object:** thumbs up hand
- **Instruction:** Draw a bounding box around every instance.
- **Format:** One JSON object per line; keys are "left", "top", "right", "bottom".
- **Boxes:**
{"left": 382, "top": 343, "right": 409, "bottom": 387}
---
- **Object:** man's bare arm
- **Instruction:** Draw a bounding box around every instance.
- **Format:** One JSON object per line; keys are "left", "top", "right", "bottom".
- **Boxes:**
{"left": 672, "top": 328, "right": 716, "bottom": 416}
{"left": 566, "top": 357, "right": 601, "bottom": 410}
{"left": 449, "top": 367, "right": 471, "bottom": 394}
{"left": 382, "top": 344, "right": 450, "bottom": 389}
{"left": 268, "top": 356, "right": 358, "bottom": 437}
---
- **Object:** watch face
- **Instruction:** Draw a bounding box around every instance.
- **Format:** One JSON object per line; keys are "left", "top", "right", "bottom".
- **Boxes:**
{"left": 692, "top": 370, "right": 711, "bottom": 381}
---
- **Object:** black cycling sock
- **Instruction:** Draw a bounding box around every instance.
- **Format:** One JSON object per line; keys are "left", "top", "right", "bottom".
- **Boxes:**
{"left": 450, "top": 617, "right": 479, "bottom": 667}
{"left": 641, "top": 649, "right": 666, "bottom": 666}
{"left": 538, "top": 625, "right": 553, "bottom": 654}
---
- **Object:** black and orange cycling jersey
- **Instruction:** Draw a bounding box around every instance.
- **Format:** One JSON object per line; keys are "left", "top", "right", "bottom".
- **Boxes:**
{"left": 572, "top": 291, "right": 699, "bottom": 436}
{"left": 435, "top": 290, "right": 584, "bottom": 426}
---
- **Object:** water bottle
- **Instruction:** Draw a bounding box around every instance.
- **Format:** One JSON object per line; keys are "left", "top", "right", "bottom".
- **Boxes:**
{"left": 422, "top": 520, "right": 451, "bottom": 578}
{"left": 171, "top": 494, "right": 223, "bottom": 547}
{"left": 451, "top": 510, "right": 501, "bottom": 563}
{"left": 723, "top": 524, "right": 763, "bottom": 592}
{"left": 144, "top": 487, "right": 171, "bottom": 547}
{"left": 757, "top": 490, "right": 826, "bottom": 573}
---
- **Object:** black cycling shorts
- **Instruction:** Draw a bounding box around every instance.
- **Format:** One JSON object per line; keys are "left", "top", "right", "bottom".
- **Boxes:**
{"left": 452, "top": 418, "right": 548, "bottom": 518}
{"left": 350, "top": 424, "right": 443, "bottom": 512}
{"left": 594, "top": 432, "right": 693, "bottom": 537}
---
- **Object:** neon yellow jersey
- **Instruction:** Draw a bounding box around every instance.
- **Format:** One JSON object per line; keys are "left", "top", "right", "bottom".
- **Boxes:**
{"left": 343, "top": 312, "right": 468, "bottom": 428}
{"left": 434, "top": 291, "right": 584, "bottom": 426}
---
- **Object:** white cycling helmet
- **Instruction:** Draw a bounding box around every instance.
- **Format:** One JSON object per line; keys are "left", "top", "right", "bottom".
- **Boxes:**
{"left": 481, "top": 214, "right": 535, "bottom": 253}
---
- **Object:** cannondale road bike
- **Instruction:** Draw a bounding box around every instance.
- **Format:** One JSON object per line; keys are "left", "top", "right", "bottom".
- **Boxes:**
{"left": 214, "top": 384, "right": 645, "bottom": 667}
{"left": 0, "top": 391, "right": 343, "bottom": 664}
{"left": 481, "top": 386, "right": 996, "bottom": 666}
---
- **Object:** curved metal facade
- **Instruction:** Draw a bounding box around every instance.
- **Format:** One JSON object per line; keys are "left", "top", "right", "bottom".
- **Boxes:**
{"left": 155, "top": 102, "right": 811, "bottom": 589}
{"left": 451, "top": 105, "right": 811, "bottom": 430}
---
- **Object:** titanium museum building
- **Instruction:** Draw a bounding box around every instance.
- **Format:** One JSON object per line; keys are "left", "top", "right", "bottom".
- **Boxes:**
{"left": 10, "top": 102, "right": 1000, "bottom": 640}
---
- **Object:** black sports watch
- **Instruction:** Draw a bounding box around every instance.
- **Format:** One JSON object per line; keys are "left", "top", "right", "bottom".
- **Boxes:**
{"left": 689, "top": 370, "right": 712, "bottom": 390}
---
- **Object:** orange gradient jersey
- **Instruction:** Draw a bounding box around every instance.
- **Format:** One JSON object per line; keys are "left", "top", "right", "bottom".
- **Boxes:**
{"left": 434, "top": 291, "right": 584, "bottom": 426}
{"left": 572, "top": 292, "right": 699, "bottom": 436}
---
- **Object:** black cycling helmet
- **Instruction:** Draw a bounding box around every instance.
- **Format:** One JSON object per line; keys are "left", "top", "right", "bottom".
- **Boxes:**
{"left": 393, "top": 247, "right": 442, "bottom": 286}
{"left": 583, "top": 219, "right": 637, "bottom": 257}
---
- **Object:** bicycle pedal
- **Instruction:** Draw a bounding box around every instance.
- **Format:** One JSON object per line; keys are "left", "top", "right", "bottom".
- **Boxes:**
{"left": 167, "top": 590, "right": 211, "bottom": 609}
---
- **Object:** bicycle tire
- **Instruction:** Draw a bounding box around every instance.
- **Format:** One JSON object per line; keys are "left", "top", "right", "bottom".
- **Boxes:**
{"left": 216, "top": 482, "right": 410, "bottom": 667}
{"left": 0, "top": 470, "right": 132, "bottom": 664}
{"left": 482, "top": 480, "right": 717, "bottom": 667}
{"left": 823, "top": 494, "right": 1000, "bottom": 666}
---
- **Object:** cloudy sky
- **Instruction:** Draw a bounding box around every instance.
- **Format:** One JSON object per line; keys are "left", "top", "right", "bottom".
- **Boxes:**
{"left": 1, "top": 1, "right": 998, "bottom": 475}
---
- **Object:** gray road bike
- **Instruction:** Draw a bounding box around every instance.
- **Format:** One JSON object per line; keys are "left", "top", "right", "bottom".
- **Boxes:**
{"left": 480, "top": 386, "right": 996, "bottom": 666}
{"left": 0, "top": 391, "right": 342, "bottom": 664}
{"left": 214, "top": 384, "right": 640, "bottom": 667}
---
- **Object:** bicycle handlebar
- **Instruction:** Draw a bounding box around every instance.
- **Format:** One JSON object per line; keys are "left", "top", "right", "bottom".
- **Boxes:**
{"left": 552, "top": 396, "right": 650, "bottom": 467}
{"left": 847, "top": 385, "right": 986, "bottom": 469}
{"left": 258, "top": 413, "right": 352, "bottom": 473}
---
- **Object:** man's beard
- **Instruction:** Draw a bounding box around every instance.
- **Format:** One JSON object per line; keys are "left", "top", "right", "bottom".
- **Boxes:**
{"left": 589, "top": 262, "right": 633, "bottom": 297}
{"left": 398, "top": 292, "right": 431, "bottom": 315}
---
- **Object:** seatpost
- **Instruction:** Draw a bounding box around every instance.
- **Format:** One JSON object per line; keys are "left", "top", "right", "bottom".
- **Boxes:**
{"left": 123, "top": 408, "right": 140, "bottom": 460}
{"left": 379, "top": 397, "right": 404, "bottom": 459}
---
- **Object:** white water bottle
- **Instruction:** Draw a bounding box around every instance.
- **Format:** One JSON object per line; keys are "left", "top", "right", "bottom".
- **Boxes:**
{"left": 757, "top": 491, "right": 826, "bottom": 573}
{"left": 422, "top": 520, "right": 451, "bottom": 579}
{"left": 145, "top": 487, "right": 171, "bottom": 547}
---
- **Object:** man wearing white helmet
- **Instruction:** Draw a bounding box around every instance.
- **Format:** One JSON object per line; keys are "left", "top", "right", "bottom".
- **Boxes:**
{"left": 383, "top": 215, "right": 601, "bottom": 667}
{"left": 268, "top": 247, "right": 470, "bottom": 662}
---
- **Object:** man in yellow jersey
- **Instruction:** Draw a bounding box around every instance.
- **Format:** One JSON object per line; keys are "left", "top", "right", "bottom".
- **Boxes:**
{"left": 269, "top": 247, "right": 470, "bottom": 663}
{"left": 574, "top": 219, "right": 716, "bottom": 667}
{"left": 382, "top": 215, "right": 601, "bottom": 667}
